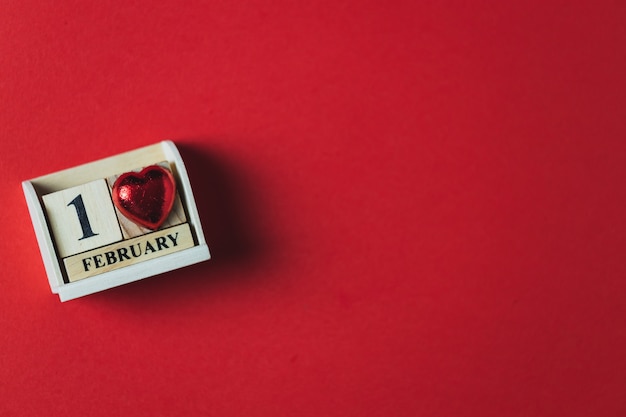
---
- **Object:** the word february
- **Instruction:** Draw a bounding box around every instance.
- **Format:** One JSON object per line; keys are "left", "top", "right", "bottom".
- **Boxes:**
{"left": 63, "top": 223, "right": 195, "bottom": 282}
{"left": 82, "top": 232, "right": 179, "bottom": 271}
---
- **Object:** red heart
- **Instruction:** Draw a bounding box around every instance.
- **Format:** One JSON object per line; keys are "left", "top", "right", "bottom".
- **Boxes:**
{"left": 112, "top": 165, "right": 176, "bottom": 230}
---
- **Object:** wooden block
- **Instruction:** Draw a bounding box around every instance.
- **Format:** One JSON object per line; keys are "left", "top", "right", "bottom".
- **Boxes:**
{"left": 63, "top": 223, "right": 195, "bottom": 282}
{"left": 106, "top": 161, "right": 187, "bottom": 239}
{"left": 42, "top": 179, "right": 123, "bottom": 258}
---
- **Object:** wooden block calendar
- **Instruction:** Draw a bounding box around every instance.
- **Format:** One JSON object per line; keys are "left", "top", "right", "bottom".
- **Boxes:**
{"left": 22, "top": 141, "right": 211, "bottom": 302}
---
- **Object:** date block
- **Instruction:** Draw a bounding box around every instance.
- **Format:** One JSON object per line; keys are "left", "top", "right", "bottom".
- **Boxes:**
{"left": 42, "top": 179, "right": 123, "bottom": 258}
{"left": 23, "top": 141, "right": 211, "bottom": 302}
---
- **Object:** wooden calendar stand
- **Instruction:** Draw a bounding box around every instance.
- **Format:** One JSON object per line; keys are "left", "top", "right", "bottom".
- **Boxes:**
{"left": 22, "top": 141, "right": 211, "bottom": 302}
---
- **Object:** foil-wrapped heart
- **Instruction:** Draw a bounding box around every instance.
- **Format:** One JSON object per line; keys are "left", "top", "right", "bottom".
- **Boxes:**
{"left": 112, "top": 165, "right": 176, "bottom": 230}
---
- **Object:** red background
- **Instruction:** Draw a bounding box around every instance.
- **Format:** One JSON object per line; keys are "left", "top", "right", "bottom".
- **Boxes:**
{"left": 2, "top": 1, "right": 626, "bottom": 416}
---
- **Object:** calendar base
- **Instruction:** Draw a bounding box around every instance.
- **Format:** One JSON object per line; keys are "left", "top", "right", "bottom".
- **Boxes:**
{"left": 22, "top": 141, "right": 211, "bottom": 301}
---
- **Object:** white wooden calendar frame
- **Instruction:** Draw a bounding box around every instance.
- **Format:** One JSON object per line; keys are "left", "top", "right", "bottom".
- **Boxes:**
{"left": 22, "top": 141, "right": 211, "bottom": 302}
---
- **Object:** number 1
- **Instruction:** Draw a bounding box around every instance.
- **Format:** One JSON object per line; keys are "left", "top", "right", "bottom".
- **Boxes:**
{"left": 67, "top": 194, "right": 99, "bottom": 240}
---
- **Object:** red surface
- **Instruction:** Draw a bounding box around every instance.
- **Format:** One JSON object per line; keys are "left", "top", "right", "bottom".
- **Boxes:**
{"left": 2, "top": 1, "right": 626, "bottom": 416}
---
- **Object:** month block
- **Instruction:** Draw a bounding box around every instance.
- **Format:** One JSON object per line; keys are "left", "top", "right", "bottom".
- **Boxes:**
{"left": 64, "top": 223, "right": 195, "bottom": 282}
{"left": 42, "top": 179, "right": 123, "bottom": 258}
{"left": 22, "top": 141, "right": 211, "bottom": 302}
